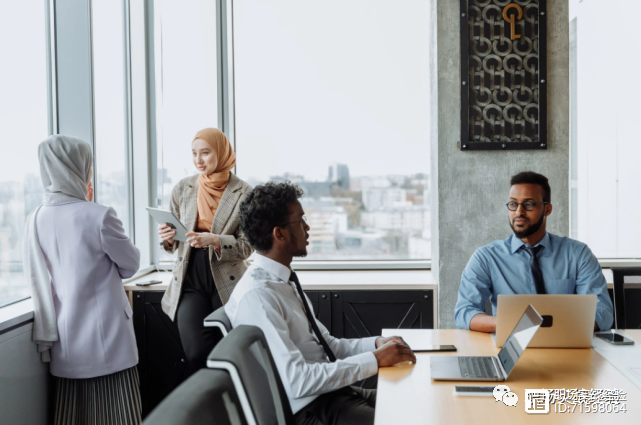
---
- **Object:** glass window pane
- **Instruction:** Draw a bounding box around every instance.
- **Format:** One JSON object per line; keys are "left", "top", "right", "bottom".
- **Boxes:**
{"left": 0, "top": 0, "right": 49, "bottom": 307}
{"left": 571, "top": 0, "right": 641, "bottom": 259}
{"left": 92, "top": 0, "right": 131, "bottom": 236}
{"left": 233, "top": 0, "right": 431, "bottom": 260}
{"left": 155, "top": 0, "right": 219, "bottom": 262}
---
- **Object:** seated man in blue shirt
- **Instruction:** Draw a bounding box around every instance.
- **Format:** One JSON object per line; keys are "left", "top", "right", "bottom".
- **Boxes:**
{"left": 454, "top": 171, "right": 613, "bottom": 332}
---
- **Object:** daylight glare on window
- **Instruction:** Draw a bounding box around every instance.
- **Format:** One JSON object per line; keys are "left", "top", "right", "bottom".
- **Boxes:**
{"left": 233, "top": 0, "right": 431, "bottom": 260}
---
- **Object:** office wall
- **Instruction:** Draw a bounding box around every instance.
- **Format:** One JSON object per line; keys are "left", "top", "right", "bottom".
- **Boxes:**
{"left": 0, "top": 323, "right": 50, "bottom": 425}
{"left": 431, "top": 1, "right": 570, "bottom": 328}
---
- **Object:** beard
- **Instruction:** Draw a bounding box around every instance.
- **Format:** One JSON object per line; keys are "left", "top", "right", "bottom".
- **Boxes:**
{"left": 510, "top": 212, "right": 545, "bottom": 238}
{"left": 290, "top": 233, "right": 308, "bottom": 258}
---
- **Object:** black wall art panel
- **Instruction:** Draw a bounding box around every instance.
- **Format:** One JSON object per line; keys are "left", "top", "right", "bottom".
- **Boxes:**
{"left": 460, "top": 0, "right": 547, "bottom": 151}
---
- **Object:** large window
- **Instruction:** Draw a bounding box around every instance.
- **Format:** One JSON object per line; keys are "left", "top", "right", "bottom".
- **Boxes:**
{"left": 92, "top": 0, "right": 131, "bottom": 235}
{"left": 571, "top": 0, "right": 641, "bottom": 260}
{"left": 233, "top": 0, "right": 431, "bottom": 260}
{"left": 0, "top": 1, "right": 49, "bottom": 307}
{"left": 154, "top": 0, "right": 219, "bottom": 262}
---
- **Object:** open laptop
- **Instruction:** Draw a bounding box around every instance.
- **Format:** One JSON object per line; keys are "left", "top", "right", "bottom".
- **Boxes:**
{"left": 431, "top": 304, "right": 542, "bottom": 381}
{"left": 493, "top": 294, "right": 597, "bottom": 348}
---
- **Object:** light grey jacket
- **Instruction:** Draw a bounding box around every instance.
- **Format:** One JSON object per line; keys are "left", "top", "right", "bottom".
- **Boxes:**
{"left": 161, "top": 173, "right": 253, "bottom": 320}
{"left": 36, "top": 200, "right": 140, "bottom": 378}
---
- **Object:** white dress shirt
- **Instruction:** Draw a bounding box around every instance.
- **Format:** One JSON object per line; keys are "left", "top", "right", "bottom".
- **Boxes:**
{"left": 225, "top": 254, "right": 379, "bottom": 413}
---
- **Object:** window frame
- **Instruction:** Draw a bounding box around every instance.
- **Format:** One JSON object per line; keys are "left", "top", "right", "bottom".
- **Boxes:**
{"left": 88, "top": 0, "right": 155, "bottom": 275}
{"left": 2, "top": 0, "right": 641, "bottom": 316}
{"left": 0, "top": 0, "right": 57, "bottom": 309}
{"left": 152, "top": 0, "right": 641, "bottom": 270}
{"left": 224, "top": 0, "right": 433, "bottom": 267}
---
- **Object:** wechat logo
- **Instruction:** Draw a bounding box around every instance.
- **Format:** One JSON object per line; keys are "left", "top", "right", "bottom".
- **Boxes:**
{"left": 493, "top": 385, "right": 518, "bottom": 407}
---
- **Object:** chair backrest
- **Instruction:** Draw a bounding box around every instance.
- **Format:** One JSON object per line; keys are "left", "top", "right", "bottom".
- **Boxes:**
{"left": 205, "top": 306, "right": 233, "bottom": 336}
{"left": 142, "top": 368, "right": 247, "bottom": 425}
{"left": 207, "top": 325, "right": 295, "bottom": 425}
{"left": 611, "top": 267, "right": 641, "bottom": 329}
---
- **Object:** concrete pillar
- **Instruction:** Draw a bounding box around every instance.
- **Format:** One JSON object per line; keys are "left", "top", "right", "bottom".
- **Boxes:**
{"left": 431, "top": 0, "right": 569, "bottom": 328}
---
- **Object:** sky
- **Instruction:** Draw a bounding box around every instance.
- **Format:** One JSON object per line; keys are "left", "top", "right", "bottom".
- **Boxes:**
{"left": 231, "top": 0, "right": 431, "bottom": 182}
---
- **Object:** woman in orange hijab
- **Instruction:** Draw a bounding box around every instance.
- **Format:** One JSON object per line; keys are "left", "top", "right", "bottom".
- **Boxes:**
{"left": 157, "top": 128, "right": 253, "bottom": 375}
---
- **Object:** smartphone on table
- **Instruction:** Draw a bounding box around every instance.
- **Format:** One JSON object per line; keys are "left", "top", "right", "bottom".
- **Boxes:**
{"left": 454, "top": 386, "right": 494, "bottom": 396}
{"left": 135, "top": 280, "right": 163, "bottom": 287}
{"left": 413, "top": 345, "right": 457, "bottom": 353}
{"left": 594, "top": 332, "right": 635, "bottom": 345}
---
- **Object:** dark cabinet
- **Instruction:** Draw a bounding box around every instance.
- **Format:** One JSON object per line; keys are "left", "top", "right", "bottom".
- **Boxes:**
{"left": 133, "top": 291, "right": 188, "bottom": 417}
{"left": 304, "top": 291, "right": 331, "bottom": 329}
{"left": 608, "top": 286, "right": 641, "bottom": 330}
{"left": 330, "top": 291, "right": 433, "bottom": 339}
{"left": 328, "top": 290, "right": 433, "bottom": 389}
{"left": 133, "top": 289, "right": 434, "bottom": 415}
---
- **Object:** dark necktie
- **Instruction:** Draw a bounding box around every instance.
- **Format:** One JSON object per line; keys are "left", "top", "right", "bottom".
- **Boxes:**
{"left": 289, "top": 271, "right": 337, "bottom": 362}
{"left": 523, "top": 245, "right": 546, "bottom": 294}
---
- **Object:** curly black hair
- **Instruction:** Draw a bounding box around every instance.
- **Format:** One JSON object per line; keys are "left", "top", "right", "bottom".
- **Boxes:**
{"left": 240, "top": 181, "right": 304, "bottom": 252}
{"left": 510, "top": 171, "right": 551, "bottom": 203}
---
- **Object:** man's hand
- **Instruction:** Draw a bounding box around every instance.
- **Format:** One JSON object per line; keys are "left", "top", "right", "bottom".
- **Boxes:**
{"left": 375, "top": 336, "right": 409, "bottom": 348}
{"left": 373, "top": 338, "right": 416, "bottom": 367}
{"left": 185, "top": 232, "right": 221, "bottom": 250}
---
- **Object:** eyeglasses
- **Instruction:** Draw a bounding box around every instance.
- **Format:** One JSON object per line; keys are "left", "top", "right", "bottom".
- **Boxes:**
{"left": 506, "top": 201, "right": 549, "bottom": 211}
{"left": 277, "top": 215, "right": 308, "bottom": 227}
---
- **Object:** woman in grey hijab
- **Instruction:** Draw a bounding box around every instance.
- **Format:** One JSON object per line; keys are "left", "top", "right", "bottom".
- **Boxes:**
{"left": 24, "top": 135, "right": 142, "bottom": 425}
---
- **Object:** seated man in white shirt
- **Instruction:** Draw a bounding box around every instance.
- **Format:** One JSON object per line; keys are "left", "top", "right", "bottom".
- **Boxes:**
{"left": 225, "top": 181, "right": 416, "bottom": 425}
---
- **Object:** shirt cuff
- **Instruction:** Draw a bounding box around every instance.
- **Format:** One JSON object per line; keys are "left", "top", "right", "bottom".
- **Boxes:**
{"left": 362, "top": 336, "right": 378, "bottom": 352}
{"left": 353, "top": 351, "right": 379, "bottom": 379}
{"left": 596, "top": 310, "right": 614, "bottom": 331}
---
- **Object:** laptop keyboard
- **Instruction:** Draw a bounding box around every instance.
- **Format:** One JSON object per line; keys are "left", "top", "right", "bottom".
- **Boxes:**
{"left": 458, "top": 357, "right": 499, "bottom": 378}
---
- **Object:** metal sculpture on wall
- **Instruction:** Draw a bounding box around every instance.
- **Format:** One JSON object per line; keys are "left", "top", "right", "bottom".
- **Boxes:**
{"left": 460, "top": 0, "right": 547, "bottom": 150}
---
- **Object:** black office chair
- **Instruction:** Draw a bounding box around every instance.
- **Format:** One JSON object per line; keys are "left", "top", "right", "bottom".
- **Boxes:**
{"left": 611, "top": 267, "right": 641, "bottom": 329}
{"left": 142, "top": 368, "right": 247, "bottom": 425}
{"left": 204, "top": 306, "right": 233, "bottom": 337}
{"left": 207, "top": 325, "right": 295, "bottom": 425}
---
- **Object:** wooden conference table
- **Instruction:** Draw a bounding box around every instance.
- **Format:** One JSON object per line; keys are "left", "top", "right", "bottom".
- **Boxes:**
{"left": 375, "top": 329, "right": 641, "bottom": 424}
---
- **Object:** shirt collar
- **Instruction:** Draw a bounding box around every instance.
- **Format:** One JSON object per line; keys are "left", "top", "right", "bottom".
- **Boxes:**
{"left": 509, "top": 232, "right": 552, "bottom": 254}
{"left": 252, "top": 253, "right": 292, "bottom": 284}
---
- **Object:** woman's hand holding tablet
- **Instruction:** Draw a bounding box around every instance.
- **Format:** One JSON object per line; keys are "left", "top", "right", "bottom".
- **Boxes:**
{"left": 146, "top": 207, "right": 188, "bottom": 242}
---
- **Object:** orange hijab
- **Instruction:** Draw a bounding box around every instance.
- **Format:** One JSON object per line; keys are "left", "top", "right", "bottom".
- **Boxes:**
{"left": 194, "top": 128, "right": 236, "bottom": 232}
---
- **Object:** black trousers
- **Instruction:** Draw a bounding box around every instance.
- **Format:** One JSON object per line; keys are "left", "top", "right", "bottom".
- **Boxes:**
{"left": 175, "top": 247, "right": 223, "bottom": 376}
{"left": 294, "top": 386, "right": 377, "bottom": 425}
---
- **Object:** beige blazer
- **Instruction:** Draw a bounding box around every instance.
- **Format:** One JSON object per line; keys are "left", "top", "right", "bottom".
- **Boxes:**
{"left": 161, "top": 173, "right": 253, "bottom": 320}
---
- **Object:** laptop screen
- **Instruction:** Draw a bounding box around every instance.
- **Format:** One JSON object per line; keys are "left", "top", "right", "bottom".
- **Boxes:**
{"left": 496, "top": 305, "right": 543, "bottom": 377}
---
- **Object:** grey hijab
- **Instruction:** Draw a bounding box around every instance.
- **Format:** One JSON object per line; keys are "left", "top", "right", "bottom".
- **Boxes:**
{"left": 38, "top": 135, "right": 93, "bottom": 204}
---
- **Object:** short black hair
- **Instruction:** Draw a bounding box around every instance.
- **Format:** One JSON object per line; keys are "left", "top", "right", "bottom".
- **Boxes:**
{"left": 510, "top": 171, "right": 551, "bottom": 203}
{"left": 240, "top": 181, "right": 304, "bottom": 252}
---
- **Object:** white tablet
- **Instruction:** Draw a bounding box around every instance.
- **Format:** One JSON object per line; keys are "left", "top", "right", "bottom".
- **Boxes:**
{"left": 146, "top": 207, "right": 188, "bottom": 242}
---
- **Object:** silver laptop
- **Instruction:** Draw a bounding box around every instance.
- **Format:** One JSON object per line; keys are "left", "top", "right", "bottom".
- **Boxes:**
{"left": 493, "top": 294, "right": 597, "bottom": 348}
{"left": 431, "top": 304, "right": 542, "bottom": 381}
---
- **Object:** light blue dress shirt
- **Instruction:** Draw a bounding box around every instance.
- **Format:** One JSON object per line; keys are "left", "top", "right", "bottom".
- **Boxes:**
{"left": 454, "top": 232, "right": 614, "bottom": 331}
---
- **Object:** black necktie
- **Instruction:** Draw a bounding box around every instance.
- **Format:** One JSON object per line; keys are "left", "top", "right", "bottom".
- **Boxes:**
{"left": 523, "top": 245, "right": 546, "bottom": 294}
{"left": 289, "top": 271, "right": 337, "bottom": 362}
